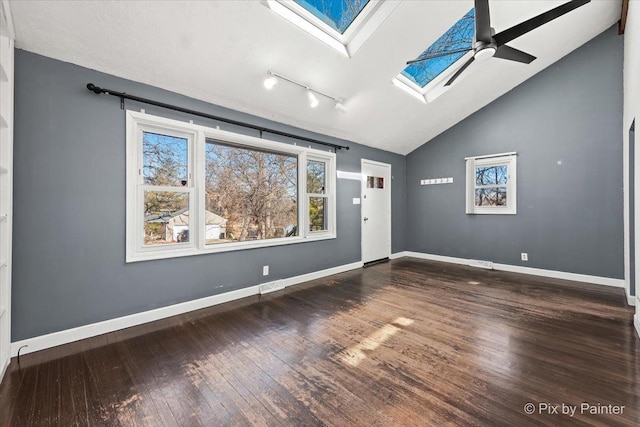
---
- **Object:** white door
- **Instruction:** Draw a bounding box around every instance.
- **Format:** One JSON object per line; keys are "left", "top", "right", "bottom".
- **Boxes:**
{"left": 361, "top": 160, "right": 391, "bottom": 264}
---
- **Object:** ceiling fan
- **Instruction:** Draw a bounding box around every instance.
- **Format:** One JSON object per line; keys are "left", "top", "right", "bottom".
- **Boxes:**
{"left": 406, "top": 0, "right": 591, "bottom": 87}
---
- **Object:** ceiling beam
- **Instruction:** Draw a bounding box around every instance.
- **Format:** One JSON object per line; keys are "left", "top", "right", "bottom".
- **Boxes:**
{"left": 619, "top": 0, "right": 629, "bottom": 35}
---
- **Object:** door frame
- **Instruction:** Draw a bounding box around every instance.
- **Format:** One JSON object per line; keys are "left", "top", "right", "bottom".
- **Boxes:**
{"left": 360, "top": 159, "right": 392, "bottom": 264}
{"left": 630, "top": 119, "right": 636, "bottom": 302}
{"left": 626, "top": 118, "right": 637, "bottom": 306}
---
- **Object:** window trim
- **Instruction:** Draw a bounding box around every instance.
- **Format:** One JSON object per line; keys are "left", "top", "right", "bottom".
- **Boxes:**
{"left": 306, "top": 155, "right": 335, "bottom": 235}
{"left": 126, "top": 110, "right": 336, "bottom": 263}
{"left": 265, "top": 0, "right": 400, "bottom": 57}
{"left": 465, "top": 152, "right": 517, "bottom": 215}
{"left": 392, "top": 8, "right": 475, "bottom": 103}
{"left": 392, "top": 51, "right": 474, "bottom": 104}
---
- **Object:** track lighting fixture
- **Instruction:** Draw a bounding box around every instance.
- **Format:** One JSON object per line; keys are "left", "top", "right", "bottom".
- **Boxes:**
{"left": 334, "top": 100, "right": 347, "bottom": 113}
{"left": 307, "top": 90, "right": 319, "bottom": 108}
{"left": 263, "top": 73, "right": 278, "bottom": 90}
{"left": 263, "top": 71, "right": 347, "bottom": 112}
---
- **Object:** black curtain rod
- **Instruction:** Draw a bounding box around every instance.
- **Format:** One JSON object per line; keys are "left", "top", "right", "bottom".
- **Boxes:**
{"left": 86, "top": 83, "right": 349, "bottom": 151}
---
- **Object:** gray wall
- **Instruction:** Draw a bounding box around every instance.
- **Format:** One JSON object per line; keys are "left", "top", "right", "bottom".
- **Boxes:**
{"left": 12, "top": 50, "right": 406, "bottom": 341}
{"left": 406, "top": 27, "right": 624, "bottom": 278}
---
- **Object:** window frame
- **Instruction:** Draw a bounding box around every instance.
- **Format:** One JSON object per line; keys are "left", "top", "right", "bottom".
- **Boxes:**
{"left": 392, "top": 8, "right": 475, "bottom": 103}
{"left": 392, "top": 50, "right": 474, "bottom": 104}
{"left": 126, "top": 111, "right": 336, "bottom": 263}
{"left": 465, "top": 153, "right": 517, "bottom": 215}
{"left": 306, "top": 155, "right": 334, "bottom": 234}
{"left": 265, "top": 0, "right": 399, "bottom": 57}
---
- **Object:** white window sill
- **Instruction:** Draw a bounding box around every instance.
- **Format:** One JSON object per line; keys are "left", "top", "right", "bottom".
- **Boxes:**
{"left": 467, "top": 210, "right": 517, "bottom": 215}
{"left": 126, "top": 233, "right": 336, "bottom": 263}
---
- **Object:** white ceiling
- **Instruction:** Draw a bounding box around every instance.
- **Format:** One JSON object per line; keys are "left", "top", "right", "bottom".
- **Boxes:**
{"left": 10, "top": 0, "right": 621, "bottom": 154}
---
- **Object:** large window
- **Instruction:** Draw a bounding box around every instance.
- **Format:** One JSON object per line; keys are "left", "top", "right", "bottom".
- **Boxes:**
{"left": 465, "top": 153, "right": 517, "bottom": 215}
{"left": 204, "top": 141, "right": 298, "bottom": 244}
{"left": 126, "top": 111, "right": 336, "bottom": 262}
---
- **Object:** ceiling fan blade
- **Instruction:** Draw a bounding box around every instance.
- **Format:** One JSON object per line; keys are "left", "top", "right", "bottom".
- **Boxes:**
{"left": 493, "top": 45, "right": 536, "bottom": 64}
{"left": 445, "top": 57, "right": 475, "bottom": 86}
{"left": 493, "top": 0, "right": 590, "bottom": 46}
{"left": 406, "top": 48, "right": 472, "bottom": 65}
{"left": 475, "top": 0, "right": 492, "bottom": 43}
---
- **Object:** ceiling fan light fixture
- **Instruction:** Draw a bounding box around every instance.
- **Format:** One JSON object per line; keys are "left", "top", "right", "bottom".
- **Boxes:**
{"left": 307, "top": 90, "right": 319, "bottom": 108}
{"left": 263, "top": 73, "right": 278, "bottom": 90}
{"left": 474, "top": 46, "right": 496, "bottom": 61}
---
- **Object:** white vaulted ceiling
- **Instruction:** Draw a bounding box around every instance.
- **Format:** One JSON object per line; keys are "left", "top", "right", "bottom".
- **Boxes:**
{"left": 10, "top": 0, "right": 620, "bottom": 154}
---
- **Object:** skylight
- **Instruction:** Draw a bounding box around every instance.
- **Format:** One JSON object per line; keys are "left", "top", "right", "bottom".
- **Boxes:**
{"left": 401, "top": 9, "right": 475, "bottom": 88}
{"left": 266, "top": 0, "right": 400, "bottom": 57}
{"left": 293, "top": 0, "right": 370, "bottom": 34}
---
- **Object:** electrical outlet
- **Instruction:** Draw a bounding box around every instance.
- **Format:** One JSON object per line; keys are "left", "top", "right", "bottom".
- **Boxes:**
{"left": 521, "top": 253, "right": 528, "bottom": 261}
{"left": 263, "top": 265, "right": 269, "bottom": 276}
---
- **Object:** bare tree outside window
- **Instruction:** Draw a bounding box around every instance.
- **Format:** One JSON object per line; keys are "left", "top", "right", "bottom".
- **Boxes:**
{"left": 307, "top": 160, "right": 328, "bottom": 231}
{"left": 295, "top": 0, "right": 370, "bottom": 33}
{"left": 475, "top": 165, "right": 508, "bottom": 206}
{"left": 142, "top": 132, "right": 191, "bottom": 245}
{"left": 402, "top": 9, "right": 475, "bottom": 87}
{"left": 205, "top": 141, "right": 298, "bottom": 244}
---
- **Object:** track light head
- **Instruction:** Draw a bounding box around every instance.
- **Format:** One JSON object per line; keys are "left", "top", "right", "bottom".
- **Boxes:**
{"left": 334, "top": 100, "right": 347, "bottom": 113}
{"left": 263, "top": 74, "right": 278, "bottom": 90}
{"left": 307, "top": 90, "right": 319, "bottom": 108}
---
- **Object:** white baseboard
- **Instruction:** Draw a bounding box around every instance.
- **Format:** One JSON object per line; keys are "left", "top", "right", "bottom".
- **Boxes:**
{"left": 10, "top": 261, "right": 363, "bottom": 358}
{"left": 635, "top": 315, "right": 640, "bottom": 338}
{"left": 0, "top": 357, "right": 9, "bottom": 383}
{"left": 403, "top": 251, "right": 470, "bottom": 266}
{"left": 401, "top": 251, "right": 625, "bottom": 288}
{"left": 626, "top": 287, "right": 637, "bottom": 306}
{"left": 389, "top": 251, "right": 408, "bottom": 260}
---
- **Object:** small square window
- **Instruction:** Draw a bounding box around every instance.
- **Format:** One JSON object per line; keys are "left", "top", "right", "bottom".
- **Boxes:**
{"left": 466, "top": 153, "right": 517, "bottom": 215}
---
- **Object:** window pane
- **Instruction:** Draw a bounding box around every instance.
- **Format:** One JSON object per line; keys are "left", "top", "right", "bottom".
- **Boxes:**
{"left": 294, "top": 0, "right": 370, "bottom": 34}
{"left": 309, "top": 197, "right": 327, "bottom": 231}
{"left": 307, "top": 160, "right": 326, "bottom": 194}
{"left": 205, "top": 141, "right": 298, "bottom": 244}
{"left": 401, "top": 9, "right": 474, "bottom": 88}
{"left": 143, "top": 132, "right": 188, "bottom": 187}
{"left": 475, "top": 188, "right": 507, "bottom": 207}
{"left": 144, "top": 191, "right": 189, "bottom": 245}
{"left": 475, "top": 165, "right": 508, "bottom": 186}
{"left": 366, "top": 176, "right": 384, "bottom": 189}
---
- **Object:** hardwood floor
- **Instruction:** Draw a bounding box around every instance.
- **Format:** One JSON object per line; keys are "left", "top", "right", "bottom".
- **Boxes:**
{"left": 1, "top": 258, "right": 639, "bottom": 426}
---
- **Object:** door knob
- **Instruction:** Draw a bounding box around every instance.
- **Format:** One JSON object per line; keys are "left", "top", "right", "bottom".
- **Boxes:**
{"left": 364, "top": 217, "right": 369, "bottom": 221}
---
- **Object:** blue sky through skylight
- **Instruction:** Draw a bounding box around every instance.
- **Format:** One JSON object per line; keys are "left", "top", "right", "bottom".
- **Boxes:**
{"left": 294, "top": 0, "right": 370, "bottom": 34}
{"left": 402, "top": 9, "right": 475, "bottom": 88}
